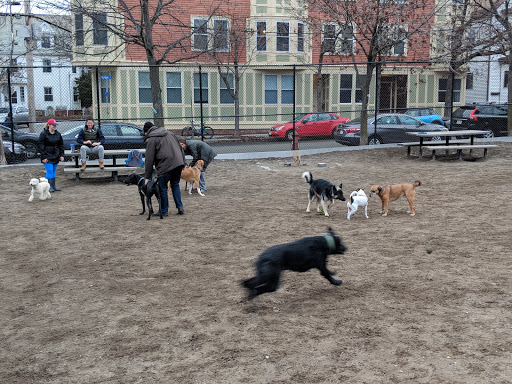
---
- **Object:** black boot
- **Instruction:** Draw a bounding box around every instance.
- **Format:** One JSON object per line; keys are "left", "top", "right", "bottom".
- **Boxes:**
{"left": 49, "top": 178, "right": 61, "bottom": 192}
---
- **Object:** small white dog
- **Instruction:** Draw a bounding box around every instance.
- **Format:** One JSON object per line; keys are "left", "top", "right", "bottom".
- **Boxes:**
{"left": 28, "top": 177, "right": 51, "bottom": 202}
{"left": 347, "top": 189, "right": 368, "bottom": 220}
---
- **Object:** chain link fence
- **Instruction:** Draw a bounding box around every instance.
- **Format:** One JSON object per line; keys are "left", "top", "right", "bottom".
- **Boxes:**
{"left": 1, "top": 59, "right": 509, "bottom": 165}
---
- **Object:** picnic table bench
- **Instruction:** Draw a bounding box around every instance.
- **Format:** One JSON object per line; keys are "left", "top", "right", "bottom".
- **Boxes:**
{"left": 63, "top": 149, "right": 145, "bottom": 182}
{"left": 424, "top": 144, "right": 497, "bottom": 160}
{"left": 397, "top": 139, "right": 471, "bottom": 157}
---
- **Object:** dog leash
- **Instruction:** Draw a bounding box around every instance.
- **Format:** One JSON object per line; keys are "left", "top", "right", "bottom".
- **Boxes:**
{"left": 323, "top": 233, "right": 336, "bottom": 252}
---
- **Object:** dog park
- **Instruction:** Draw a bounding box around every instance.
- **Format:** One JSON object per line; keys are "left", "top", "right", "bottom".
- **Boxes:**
{"left": 1, "top": 143, "right": 511, "bottom": 383}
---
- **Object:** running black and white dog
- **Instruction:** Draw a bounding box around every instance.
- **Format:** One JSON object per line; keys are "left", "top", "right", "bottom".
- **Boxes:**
{"left": 302, "top": 171, "right": 346, "bottom": 217}
{"left": 124, "top": 173, "right": 163, "bottom": 220}
{"left": 242, "top": 227, "right": 347, "bottom": 300}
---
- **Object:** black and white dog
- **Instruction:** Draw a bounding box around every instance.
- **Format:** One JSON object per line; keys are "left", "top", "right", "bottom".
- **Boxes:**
{"left": 242, "top": 227, "right": 347, "bottom": 300}
{"left": 302, "top": 171, "right": 345, "bottom": 217}
{"left": 124, "top": 173, "right": 163, "bottom": 220}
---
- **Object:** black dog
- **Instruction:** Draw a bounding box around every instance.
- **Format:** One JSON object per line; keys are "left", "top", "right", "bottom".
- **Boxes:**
{"left": 124, "top": 173, "right": 163, "bottom": 220}
{"left": 302, "top": 171, "right": 345, "bottom": 217}
{"left": 242, "top": 227, "right": 346, "bottom": 300}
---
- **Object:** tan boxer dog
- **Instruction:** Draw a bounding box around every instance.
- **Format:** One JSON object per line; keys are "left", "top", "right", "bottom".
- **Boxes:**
{"left": 173, "top": 160, "right": 205, "bottom": 197}
{"left": 369, "top": 180, "right": 422, "bottom": 217}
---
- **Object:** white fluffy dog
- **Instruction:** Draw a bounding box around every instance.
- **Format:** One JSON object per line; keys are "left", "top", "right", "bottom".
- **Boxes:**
{"left": 347, "top": 189, "right": 368, "bottom": 220}
{"left": 28, "top": 177, "right": 51, "bottom": 202}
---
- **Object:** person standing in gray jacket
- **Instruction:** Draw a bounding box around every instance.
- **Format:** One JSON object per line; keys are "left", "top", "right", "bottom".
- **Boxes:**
{"left": 179, "top": 138, "right": 217, "bottom": 192}
{"left": 144, "top": 122, "right": 185, "bottom": 216}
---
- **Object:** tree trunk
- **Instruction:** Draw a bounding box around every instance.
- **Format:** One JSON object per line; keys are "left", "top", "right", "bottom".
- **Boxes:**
{"left": 359, "top": 62, "right": 376, "bottom": 146}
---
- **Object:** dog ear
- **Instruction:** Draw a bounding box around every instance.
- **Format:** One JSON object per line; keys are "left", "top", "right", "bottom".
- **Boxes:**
{"left": 378, "top": 186, "right": 383, "bottom": 193}
{"left": 338, "top": 183, "right": 343, "bottom": 189}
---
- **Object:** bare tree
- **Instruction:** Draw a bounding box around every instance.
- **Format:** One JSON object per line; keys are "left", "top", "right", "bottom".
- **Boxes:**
{"left": 307, "top": 0, "right": 438, "bottom": 145}
{"left": 36, "top": 0, "right": 223, "bottom": 125}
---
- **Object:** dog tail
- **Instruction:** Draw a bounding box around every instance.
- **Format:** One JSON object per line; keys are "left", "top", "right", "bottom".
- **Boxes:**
{"left": 414, "top": 180, "right": 422, "bottom": 187}
{"left": 302, "top": 171, "right": 313, "bottom": 184}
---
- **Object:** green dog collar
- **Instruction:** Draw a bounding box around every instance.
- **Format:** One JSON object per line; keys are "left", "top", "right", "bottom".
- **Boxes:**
{"left": 323, "top": 233, "right": 336, "bottom": 252}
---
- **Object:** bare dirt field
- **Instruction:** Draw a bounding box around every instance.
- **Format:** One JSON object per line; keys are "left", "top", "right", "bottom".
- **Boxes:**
{"left": 1, "top": 144, "right": 511, "bottom": 384}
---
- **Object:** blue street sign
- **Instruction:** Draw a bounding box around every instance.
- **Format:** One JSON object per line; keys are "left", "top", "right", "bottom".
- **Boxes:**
{"left": 101, "top": 75, "right": 112, "bottom": 80}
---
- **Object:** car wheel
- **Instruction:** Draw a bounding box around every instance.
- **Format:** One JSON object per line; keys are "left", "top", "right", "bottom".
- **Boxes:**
{"left": 368, "top": 135, "right": 382, "bottom": 145}
{"left": 482, "top": 130, "right": 495, "bottom": 139}
{"left": 23, "top": 141, "right": 38, "bottom": 159}
{"left": 285, "top": 130, "right": 295, "bottom": 141}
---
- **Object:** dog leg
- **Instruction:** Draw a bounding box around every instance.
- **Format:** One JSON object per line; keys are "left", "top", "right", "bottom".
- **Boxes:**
{"left": 146, "top": 195, "right": 153, "bottom": 220}
{"left": 306, "top": 197, "right": 312, "bottom": 213}
{"left": 382, "top": 200, "right": 388, "bottom": 216}
{"left": 364, "top": 205, "right": 368, "bottom": 219}
{"left": 155, "top": 185, "right": 163, "bottom": 219}
{"left": 319, "top": 266, "right": 342, "bottom": 285}
{"left": 139, "top": 192, "right": 146, "bottom": 215}
{"left": 321, "top": 199, "right": 329, "bottom": 217}
{"left": 197, "top": 187, "right": 205, "bottom": 197}
{"left": 188, "top": 183, "right": 193, "bottom": 194}
{"left": 28, "top": 191, "right": 34, "bottom": 202}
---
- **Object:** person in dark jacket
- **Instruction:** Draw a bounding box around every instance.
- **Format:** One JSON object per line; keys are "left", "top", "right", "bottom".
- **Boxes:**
{"left": 178, "top": 138, "right": 217, "bottom": 192}
{"left": 77, "top": 119, "right": 105, "bottom": 171}
{"left": 38, "top": 118, "right": 64, "bottom": 192}
{"left": 144, "top": 121, "right": 186, "bottom": 216}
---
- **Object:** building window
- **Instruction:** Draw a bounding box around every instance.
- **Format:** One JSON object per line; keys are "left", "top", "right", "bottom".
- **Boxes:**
{"left": 75, "top": 13, "right": 84, "bottom": 46}
{"left": 220, "top": 74, "right": 234, "bottom": 104}
{"left": 392, "top": 29, "right": 406, "bottom": 55}
{"left": 213, "top": 19, "right": 229, "bottom": 51}
{"left": 20, "top": 86, "right": 25, "bottom": 103}
{"left": 10, "top": 91, "right": 18, "bottom": 104}
{"left": 281, "top": 75, "right": 294, "bottom": 104}
{"left": 264, "top": 75, "right": 278, "bottom": 104}
{"left": 43, "top": 59, "right": 51, "bottom": 73}
{"left": 138, "top": 72, "right": 152, "bottom": 104}
{"left": 193, "top": 73, "right": 208, "bottom": 104}
{"left": 73, "top": 87, "right": 80, "bottom": 102}
{"left": 355, "top": 74, "right": 366, "bottom": 103}
{"left": 297, "top": 23, "right": 304, "bottom": 52}
{"left": 44, "top": 87, "right": 53, "bottom": 102}
{"left": 504, "top": 71, "right": 508, "bottom": 88}
{"left": 323, "top": 23, "right": 336, "bottom": 54}
{"left": 340, "top": 25, "right": 354, "bottom": 54}
{"left": 276, "top": 22, "right": 290, "bottom": 52}
{"left": 100, "top": 72, "right": 111, "bottom": 103}
{"left": 41, "top": 36, "right": 52, "bottom": 49}
{"left": 193, "top": 18, "right": 208, "bottom": 51}
{"left": 92, "top": 13, "right": 108, "bottom": 45}
{"left": 339, "top": 74, "right": 352, "bottom": 103}
{"left": 466, "top": 73, "right": 473, "bottom": 89}
{"left": 257, "top": 21, "right": 267, "bottom": 51}
{"left": 166, "top": 72, "right": 182, "bottom": 104}
{"left": 438, "top": 78, "right": 462, "bottom": 103}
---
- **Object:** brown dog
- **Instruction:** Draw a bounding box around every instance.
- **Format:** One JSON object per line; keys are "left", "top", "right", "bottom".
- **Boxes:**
{"left": 369, "top": 180, "right": 422, "bottom": 216}
{"left": 172, "top": 160, "right": 205, "bottom": 197}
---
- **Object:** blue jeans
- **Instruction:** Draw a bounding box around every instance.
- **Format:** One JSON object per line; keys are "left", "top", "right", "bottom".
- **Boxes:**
{"left": 44, "top": 163, "right": 58, "bottom": 179}
{"left": 157, "top": 166, "right": 184, "bottom": 214}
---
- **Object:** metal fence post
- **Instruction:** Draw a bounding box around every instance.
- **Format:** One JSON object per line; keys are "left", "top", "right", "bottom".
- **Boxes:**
{"left": 199, "top": 65, "right": 205, "bottom": 141}
{"left": 95, "top": 67, "right": 101, "bottom": 126}
{"left": 292, "top": 65, "right": 297, "bottom": 150}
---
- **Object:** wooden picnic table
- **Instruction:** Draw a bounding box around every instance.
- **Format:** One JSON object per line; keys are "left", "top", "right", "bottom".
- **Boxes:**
{"left": 405, "top": 130, "right": 492, "bottom": 158}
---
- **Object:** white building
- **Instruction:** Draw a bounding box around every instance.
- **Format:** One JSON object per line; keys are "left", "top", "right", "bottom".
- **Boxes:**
{"left": 0, "top": 13, "right": 82, "bottom": 114}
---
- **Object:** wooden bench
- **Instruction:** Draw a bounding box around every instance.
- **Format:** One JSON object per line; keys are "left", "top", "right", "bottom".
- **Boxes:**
{"left": 63, "top": 165, "right": 143, "bottom": 182}
{"left": 423, "top": 144, "right": 497, "bottom": 160}
{"left": 397, "top": 140, "right": 471, "bottom": 157}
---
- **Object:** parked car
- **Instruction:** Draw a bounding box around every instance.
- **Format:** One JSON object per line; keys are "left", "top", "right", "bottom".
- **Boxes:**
{"left": 0, "top": 124, "right": 40, "bottom": 159}
{"left": 0, "top": 106, "right": 30, "bottom": 126}
{"left": 449, "top": 104, "right": 507, "bottom": 137}
{"left": 61, "top": 122, "right": 145, "bottom": 150}
{"left": 2, "top": 140, "right": 26, "bottom": 164}
{"left": 268, "top": 113, "right": 350, "bottom": 140}
{"left": 334, "top": 113, "right": 448, "bottom": 146}
{"left": 404, "top": 108, "right": 445, "bottom": 126}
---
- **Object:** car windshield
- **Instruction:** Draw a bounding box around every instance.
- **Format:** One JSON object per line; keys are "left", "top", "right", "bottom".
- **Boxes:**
{"left": 288, "top": 113, "right": 307, "bottom": 123}
{"left": 347, "top": 117, "right": 361, "bottom": 124}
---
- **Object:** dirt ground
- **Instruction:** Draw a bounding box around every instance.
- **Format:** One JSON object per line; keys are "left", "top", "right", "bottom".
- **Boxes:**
{"left": 1, "top": 144, "right": 511, "bottom": 384}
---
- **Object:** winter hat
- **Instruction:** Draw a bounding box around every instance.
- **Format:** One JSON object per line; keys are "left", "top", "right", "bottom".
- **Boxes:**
{"left": 47, "top": 118, "right": 57, "bottom": 126}
{"left": 143, "top": 121, "right": 154, "bottom": 133}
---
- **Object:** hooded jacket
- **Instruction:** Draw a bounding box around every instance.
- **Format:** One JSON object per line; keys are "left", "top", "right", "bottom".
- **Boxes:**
{"left": 184, "top": 139, "right": 217, "bottom": 170}
{"left": 38, "top": 128, "right": 64, "bottom": 164}
{"left": 144, "top": 126, "right": 185, "bottom": 179}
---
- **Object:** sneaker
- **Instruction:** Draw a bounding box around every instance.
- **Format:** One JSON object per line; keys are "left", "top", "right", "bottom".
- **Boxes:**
{"left": 153, "top": 212, "right": 168, "bottom": 217}
{"left": 177, "top": 209, "right": 185, "bottom": 215}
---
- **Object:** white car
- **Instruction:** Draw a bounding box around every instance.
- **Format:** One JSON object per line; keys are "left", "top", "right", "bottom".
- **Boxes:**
{"left": 0, "top": 106, "right": 30, "bottom": 126}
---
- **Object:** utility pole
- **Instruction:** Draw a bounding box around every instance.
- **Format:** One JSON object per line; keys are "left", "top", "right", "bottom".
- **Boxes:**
{"left": 24, "top": 0, "right": 36, "bottom": 132}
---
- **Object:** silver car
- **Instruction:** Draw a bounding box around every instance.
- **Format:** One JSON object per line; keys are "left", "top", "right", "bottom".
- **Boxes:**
{"left": 334, "top": 113, "right": 448, "bottom": 146}
{"left": 0, "top": 106, "right": 30, "bottom": 126}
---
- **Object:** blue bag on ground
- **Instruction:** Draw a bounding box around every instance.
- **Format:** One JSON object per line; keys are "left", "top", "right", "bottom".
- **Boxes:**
{"left": 125, "top": 150, "right": 145, "bottom": 167}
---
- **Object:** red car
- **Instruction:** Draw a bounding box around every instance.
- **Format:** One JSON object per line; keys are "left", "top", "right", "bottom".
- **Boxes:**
{"left": 268, "top": 113, "right": 350, "bottom": 140}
